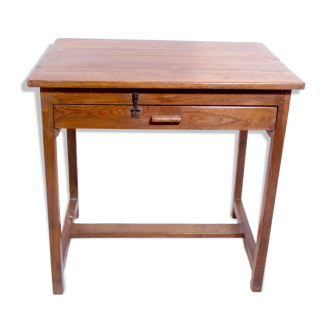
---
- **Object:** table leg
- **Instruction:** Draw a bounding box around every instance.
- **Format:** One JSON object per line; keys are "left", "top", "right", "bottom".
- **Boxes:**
{"left": 232, "top": 130, "right": 248, "bottom": 218}
{"left": 67, "top": 129, "right": 79, "bottom": 217}
{"left": 41, "top": 88, "right": 64, "bottom": 294}
{"left": 250, "top": 92, "right": 291, "bottom": 292}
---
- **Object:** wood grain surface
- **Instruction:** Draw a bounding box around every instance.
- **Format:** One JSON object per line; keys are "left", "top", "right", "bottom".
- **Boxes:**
{"left": 27, "top": 39, "right": 305, "bottom": 90}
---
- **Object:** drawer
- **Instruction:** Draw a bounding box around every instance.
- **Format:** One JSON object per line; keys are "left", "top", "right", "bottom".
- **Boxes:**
{"left": 54, "top": 105, "right": 277, "bottom": 130}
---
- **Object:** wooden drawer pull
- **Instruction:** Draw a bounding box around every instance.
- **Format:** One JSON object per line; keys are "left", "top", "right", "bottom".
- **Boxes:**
{"left": 151, "top": 116, "right": 182, "bottom": 123}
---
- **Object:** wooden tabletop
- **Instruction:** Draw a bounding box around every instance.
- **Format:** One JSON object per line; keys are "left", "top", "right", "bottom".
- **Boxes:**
{"left": 27, "top": 38, "right": 304, "bottom": 90}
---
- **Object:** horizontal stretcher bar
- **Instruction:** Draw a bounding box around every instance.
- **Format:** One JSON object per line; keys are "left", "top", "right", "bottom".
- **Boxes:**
{"left": 68, "top": 223, "right": 244, "bottom": 238}
{"left": 61, "top": 198, "right": 245, "bottom": 265}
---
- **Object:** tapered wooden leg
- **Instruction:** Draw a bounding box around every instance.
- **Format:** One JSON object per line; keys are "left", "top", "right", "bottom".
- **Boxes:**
{"left": 232, "top": 130, "right": 248, "bottom": 218}
{"left": 41, "top": 88, "right": 64, "bottom": 294}
{"left": 67, "top": 129, "right": 79, "bottom": 217}
{"left": 250, "top": 92, "right": 291, "bottom": 292}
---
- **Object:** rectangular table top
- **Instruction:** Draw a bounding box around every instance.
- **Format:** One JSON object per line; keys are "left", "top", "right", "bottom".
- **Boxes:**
{"left": 27, "top": 38, "right": 305, "bottom": 90}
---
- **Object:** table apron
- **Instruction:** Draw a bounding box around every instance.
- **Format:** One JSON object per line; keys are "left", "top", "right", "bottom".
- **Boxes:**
{"left": 53, "top": 89, "right": 280, "bottom": 106}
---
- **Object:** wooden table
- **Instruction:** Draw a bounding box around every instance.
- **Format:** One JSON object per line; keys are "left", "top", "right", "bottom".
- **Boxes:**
{"left": 28, "top": 39, "right": 305, "bottom": 294}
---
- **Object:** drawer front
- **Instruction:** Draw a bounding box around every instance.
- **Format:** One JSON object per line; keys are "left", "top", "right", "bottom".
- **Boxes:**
{"left": 54, "top": 105, "right": 277, "bottom": 130}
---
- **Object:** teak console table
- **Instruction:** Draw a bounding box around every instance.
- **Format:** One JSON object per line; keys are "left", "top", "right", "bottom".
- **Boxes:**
{"left": 27, "top": 39, "right": 305, "bottom": 294}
